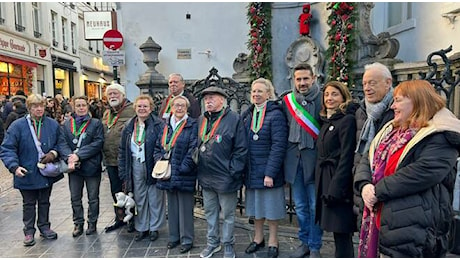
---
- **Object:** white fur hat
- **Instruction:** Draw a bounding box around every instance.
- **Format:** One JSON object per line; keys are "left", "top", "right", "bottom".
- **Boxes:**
{"left": 106, "top": 83, "right": 126, "bottom": 96}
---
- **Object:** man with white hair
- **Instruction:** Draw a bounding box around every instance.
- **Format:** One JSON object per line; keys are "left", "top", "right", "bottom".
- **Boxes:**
{"left": 353, "top": 62, "right": 394, "bottom": 229}
{"left": 102, "top": 83, "right": 135, "bottom": 232}
{"left": 159, "top": 73, "right": 200, "bottom": 121}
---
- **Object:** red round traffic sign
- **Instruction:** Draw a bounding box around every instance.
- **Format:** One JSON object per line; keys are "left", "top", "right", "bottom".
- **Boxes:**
{"left": 103, "top": 29, "right": 123, "bottom": 50}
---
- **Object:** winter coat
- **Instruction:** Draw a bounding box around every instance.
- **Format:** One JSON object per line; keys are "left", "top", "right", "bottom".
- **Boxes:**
{"left": 196, "top": 107, "right": 248, "bottom": 193}
{"left": 155, "top": 117, "right": 198, "bottom": 192}
{"left": 282, "top": 90, "right": 322, "bottom": 185}
{"left": 159, "top": 90, "right": 201, "bottom": 119}
{"left": 102, "top": 99, "right": 135, "bottom": 166}
{"left": 352, "top": 99, "right": 394, "bottom": 216}
{"left": 0, "top": 116, "right": 63, "bottom": 190}
{"left": 315, "top": 104, "right": 357, "bottom": 233}
{"left": 241, "top": 101, "right": 287, "bottom": 189}
{"left": 57, "top": 115, "right": 104, "bottom": 177}
{"left": 5, "top": 105, "right": 27, "bottom": 130}
{"left": 118, "top": 113, "right": 164, "bottom": 193}
{"left": 354, "top": 108, "right": 460, "bottom": 257}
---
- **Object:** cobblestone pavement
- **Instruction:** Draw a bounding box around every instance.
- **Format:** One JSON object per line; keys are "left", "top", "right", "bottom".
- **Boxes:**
{"left": 0, "top": 162, "right": 457, "bottom": 258}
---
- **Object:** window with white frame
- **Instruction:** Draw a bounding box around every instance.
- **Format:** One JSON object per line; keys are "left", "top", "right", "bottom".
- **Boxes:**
{"left": 62, "top": 17, "right": 68, "bottom": 51}
{"left": 14, "top": 2, "right": 25, "bottom": 32}
{"left": 32, "top": 2, "right": 41, "bottom": 38}
{"left": 386, "top": 2, "right": 415, "bottom": 35}
{"left": 71, "top": 22, "right": 76, "bottom": 54}
{"left": 51, "top": 11, "right": 58, "bottom": 46}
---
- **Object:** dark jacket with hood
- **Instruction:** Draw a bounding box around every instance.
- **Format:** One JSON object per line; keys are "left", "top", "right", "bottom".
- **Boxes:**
{"left": 354, "top": 108, "right": 460, "bottom": 257}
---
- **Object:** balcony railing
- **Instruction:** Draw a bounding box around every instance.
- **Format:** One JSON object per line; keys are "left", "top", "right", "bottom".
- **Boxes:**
{"left": 34, "top": 31, "right": 42, "bottom": 38}
{"left": 15, "top": 23, "right": 25, "bottom": 32}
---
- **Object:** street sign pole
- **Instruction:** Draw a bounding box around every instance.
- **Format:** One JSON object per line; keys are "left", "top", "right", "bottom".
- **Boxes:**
{"left": 103, "top": 30, "right": 124, "bottom": 84}
{"left": 114, "top": 66, "right": 120, "bottom": 83}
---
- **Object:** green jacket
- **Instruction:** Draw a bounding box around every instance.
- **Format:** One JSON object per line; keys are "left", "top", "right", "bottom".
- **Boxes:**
{"left": 102, "top": 99, "right": 135, "bottom": 166}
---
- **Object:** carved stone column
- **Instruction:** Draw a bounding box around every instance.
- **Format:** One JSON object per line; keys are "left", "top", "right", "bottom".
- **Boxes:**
{"left": 135, "top": 37, "right": 167, "bottom": 95}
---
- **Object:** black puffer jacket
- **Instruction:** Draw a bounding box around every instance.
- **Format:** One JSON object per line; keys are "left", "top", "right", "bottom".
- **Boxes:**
{"left": 196, "top": 107, "right": 248, "bottom": 193}
{"left": 354, "top": 108, "right": 460, "bottom": 257}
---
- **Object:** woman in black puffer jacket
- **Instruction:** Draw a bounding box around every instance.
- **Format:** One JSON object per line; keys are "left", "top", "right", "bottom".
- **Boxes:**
{"left": 354, "top": 80, "right": 460, "bottom": 257}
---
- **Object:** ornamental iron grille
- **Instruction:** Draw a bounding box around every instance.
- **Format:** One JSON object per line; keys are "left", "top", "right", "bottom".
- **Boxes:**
{"left": 419, "top": 45, "right": 460, "bottom": 111}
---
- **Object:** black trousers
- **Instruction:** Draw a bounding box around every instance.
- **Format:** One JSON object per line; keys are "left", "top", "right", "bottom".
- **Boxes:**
{"left": 333, "top": 232, "right": 354, "bottom": 258}
{"left": 20, "top": 187, "right": 52, "bottom": 235}
{"left": 106, "top": 165, "right": 124, "bottom": 219}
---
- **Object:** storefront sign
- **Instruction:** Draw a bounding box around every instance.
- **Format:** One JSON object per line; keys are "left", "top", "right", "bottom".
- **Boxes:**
{"left": 0, "top": 34, "right": 30, "bottom": 55}
{"left": 84, "top": 11, "right": 114, "bottom": 40}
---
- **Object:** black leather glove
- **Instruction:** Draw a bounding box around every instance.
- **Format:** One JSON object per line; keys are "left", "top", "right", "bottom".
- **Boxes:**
{"left": 40, "top": 152, "right": 56, "bottom": 164}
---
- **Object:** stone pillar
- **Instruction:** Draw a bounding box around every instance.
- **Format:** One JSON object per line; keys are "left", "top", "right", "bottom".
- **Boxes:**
{"left": 135, "top": 37, "right": 167, "bottom": 95}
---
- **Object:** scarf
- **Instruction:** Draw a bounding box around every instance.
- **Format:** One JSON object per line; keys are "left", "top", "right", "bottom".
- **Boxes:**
{"left": 75, "top": 114, "right": 90, "bottom": 128}
{"left": 358, "top": 127, "right": 416, "bottom": 258}
{"left": 288, "top": 84, "right": 320, "bottom": 149}
{"left": 356, "top": 89, "right": 394, "bottom": 154}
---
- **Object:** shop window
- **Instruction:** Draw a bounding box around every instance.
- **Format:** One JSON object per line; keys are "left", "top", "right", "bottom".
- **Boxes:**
{"left": 0, "top": 61, "right": 33, "bottom": 96}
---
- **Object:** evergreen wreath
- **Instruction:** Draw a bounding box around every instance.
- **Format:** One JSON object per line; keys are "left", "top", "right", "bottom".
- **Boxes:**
{"left": 247, "top": 2, "right": 272, "bottom": 82}
{"left": 325, "top": 2, "right": 357, "bottom": 87}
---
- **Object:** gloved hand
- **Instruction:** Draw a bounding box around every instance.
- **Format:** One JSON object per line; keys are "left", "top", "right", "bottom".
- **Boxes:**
{"left": 40, "top": 152, "right": 56, "bottom": 164}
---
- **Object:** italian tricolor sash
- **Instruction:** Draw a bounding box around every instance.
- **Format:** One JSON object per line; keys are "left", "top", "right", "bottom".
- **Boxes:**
{"left": 284, "top": 93, "right": 320, "bottom": 139}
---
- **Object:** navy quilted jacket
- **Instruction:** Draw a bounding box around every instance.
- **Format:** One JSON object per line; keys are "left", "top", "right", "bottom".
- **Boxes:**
{"left": 241, "top": 101, "right": 288, "bottom": 189}
{"left": 155, "top": 117, "right": 198, "bottom": 192}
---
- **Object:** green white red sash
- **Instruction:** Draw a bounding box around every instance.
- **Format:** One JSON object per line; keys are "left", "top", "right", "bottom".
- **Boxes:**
{"left": 284, "top": 93, "right": 320, "bottom": 139}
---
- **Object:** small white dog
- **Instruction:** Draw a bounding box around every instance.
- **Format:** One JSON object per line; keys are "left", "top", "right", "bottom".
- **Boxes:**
{"left": 113, "top": 192, "right": 137, "bottom": 223}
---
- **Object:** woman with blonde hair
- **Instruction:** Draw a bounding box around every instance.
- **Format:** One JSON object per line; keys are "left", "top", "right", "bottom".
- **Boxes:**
{"left": 355, "top": 80, "right": 460, "bottom": 257}
{"left": 242, "top": 78, "right": 288, "bottom": 258}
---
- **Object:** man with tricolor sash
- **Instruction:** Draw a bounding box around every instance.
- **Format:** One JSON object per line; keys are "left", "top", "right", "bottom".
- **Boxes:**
{"left": 283, "top": 63, "right": 323, "bottom": 258}
{"left": 101, "top": 83, "right": 135, "bottom": 233}
{"left": 158, "top": 73, "right": 200, "bottom": 121}
{"left": 195, "top": 84, "right": 247, "bottom": 258}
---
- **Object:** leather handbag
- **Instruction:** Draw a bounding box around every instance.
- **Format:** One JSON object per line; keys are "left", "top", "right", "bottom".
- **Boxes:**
{"left": 152, "top": 159, "right": 171, "bottom": 180}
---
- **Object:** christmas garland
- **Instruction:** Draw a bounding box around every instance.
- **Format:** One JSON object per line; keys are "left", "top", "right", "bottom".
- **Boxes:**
{"left": 247, "top": 2, "right": 272, "bottom": 82}
{"left": 325, "top": 2, "right": 357, "bottom": 87}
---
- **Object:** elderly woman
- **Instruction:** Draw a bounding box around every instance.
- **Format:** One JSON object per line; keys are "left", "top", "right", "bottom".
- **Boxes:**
{"left": 0, "top": 94, "right": 62, "bottom": 247}
{"left": 154, "top": 95, "right": 198, "bottom": 254}
{"left": 57, "top": 96, "right": 104, "bottom": 237}
{"left": 119, "top": 94, "right": 165, "bottom": 242}
{"left": 315, "top": 81, "right": 357, "bottom": 257}
{"left": 241, "top": 78, "right": 288, "bottom": 258}
{"left": 354, "top": 80, "right": 460, "bottom": 257}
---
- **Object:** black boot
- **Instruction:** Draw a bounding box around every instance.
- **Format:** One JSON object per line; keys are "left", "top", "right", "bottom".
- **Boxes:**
{"left": 72, "top": 223, "right": 84, "bottom": 237}
{"left": 104, "top": 207, "right": 126, "bottom": 233}
{"left": 86, "top": 222, "right": 97, "bottom": 235}
{"left": 127, "top": 220, "right": 135, "bottom": 233}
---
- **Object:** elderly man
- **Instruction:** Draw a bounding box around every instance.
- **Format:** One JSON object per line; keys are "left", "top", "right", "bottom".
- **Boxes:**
{"left": 102, "top": 83, "right": 135, "bottom": 232}
{"left": 159, "top": 73, "right": 200, "bottom": 121}
{"left": 196, "top": 85, "right": 247, "bottom": 258}
{"left": 353, "top": 62, "right": 394, "bottom": 228}
{"left": 282, "top": 63, "right": 323, "bottom": 258}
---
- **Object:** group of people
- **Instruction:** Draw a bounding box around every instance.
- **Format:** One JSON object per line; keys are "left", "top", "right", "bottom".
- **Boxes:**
{"left": 0, "top": 61, "right": 459, "bottom": 258}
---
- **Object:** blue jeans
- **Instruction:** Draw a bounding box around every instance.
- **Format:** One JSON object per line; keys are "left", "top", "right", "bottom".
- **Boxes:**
{"left": 202, "top": 188, "right": 237, "bottom": 246}
{"left": 292, "top": 161, "right": 323, "bottom": 251}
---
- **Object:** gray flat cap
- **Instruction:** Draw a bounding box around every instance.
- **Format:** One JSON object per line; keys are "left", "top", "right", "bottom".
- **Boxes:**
{"left": 201, "top": 86, "right": 228, "bottom": 98}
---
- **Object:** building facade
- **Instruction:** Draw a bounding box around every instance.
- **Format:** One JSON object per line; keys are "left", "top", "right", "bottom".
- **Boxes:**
{"left": 0, "top": 2, "right": 114, "bottom": 99}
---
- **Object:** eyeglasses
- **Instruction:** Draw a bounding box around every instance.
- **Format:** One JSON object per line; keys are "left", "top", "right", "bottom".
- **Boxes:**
{"left": 173, "top": 103, "right": 186, "bottom": 108}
